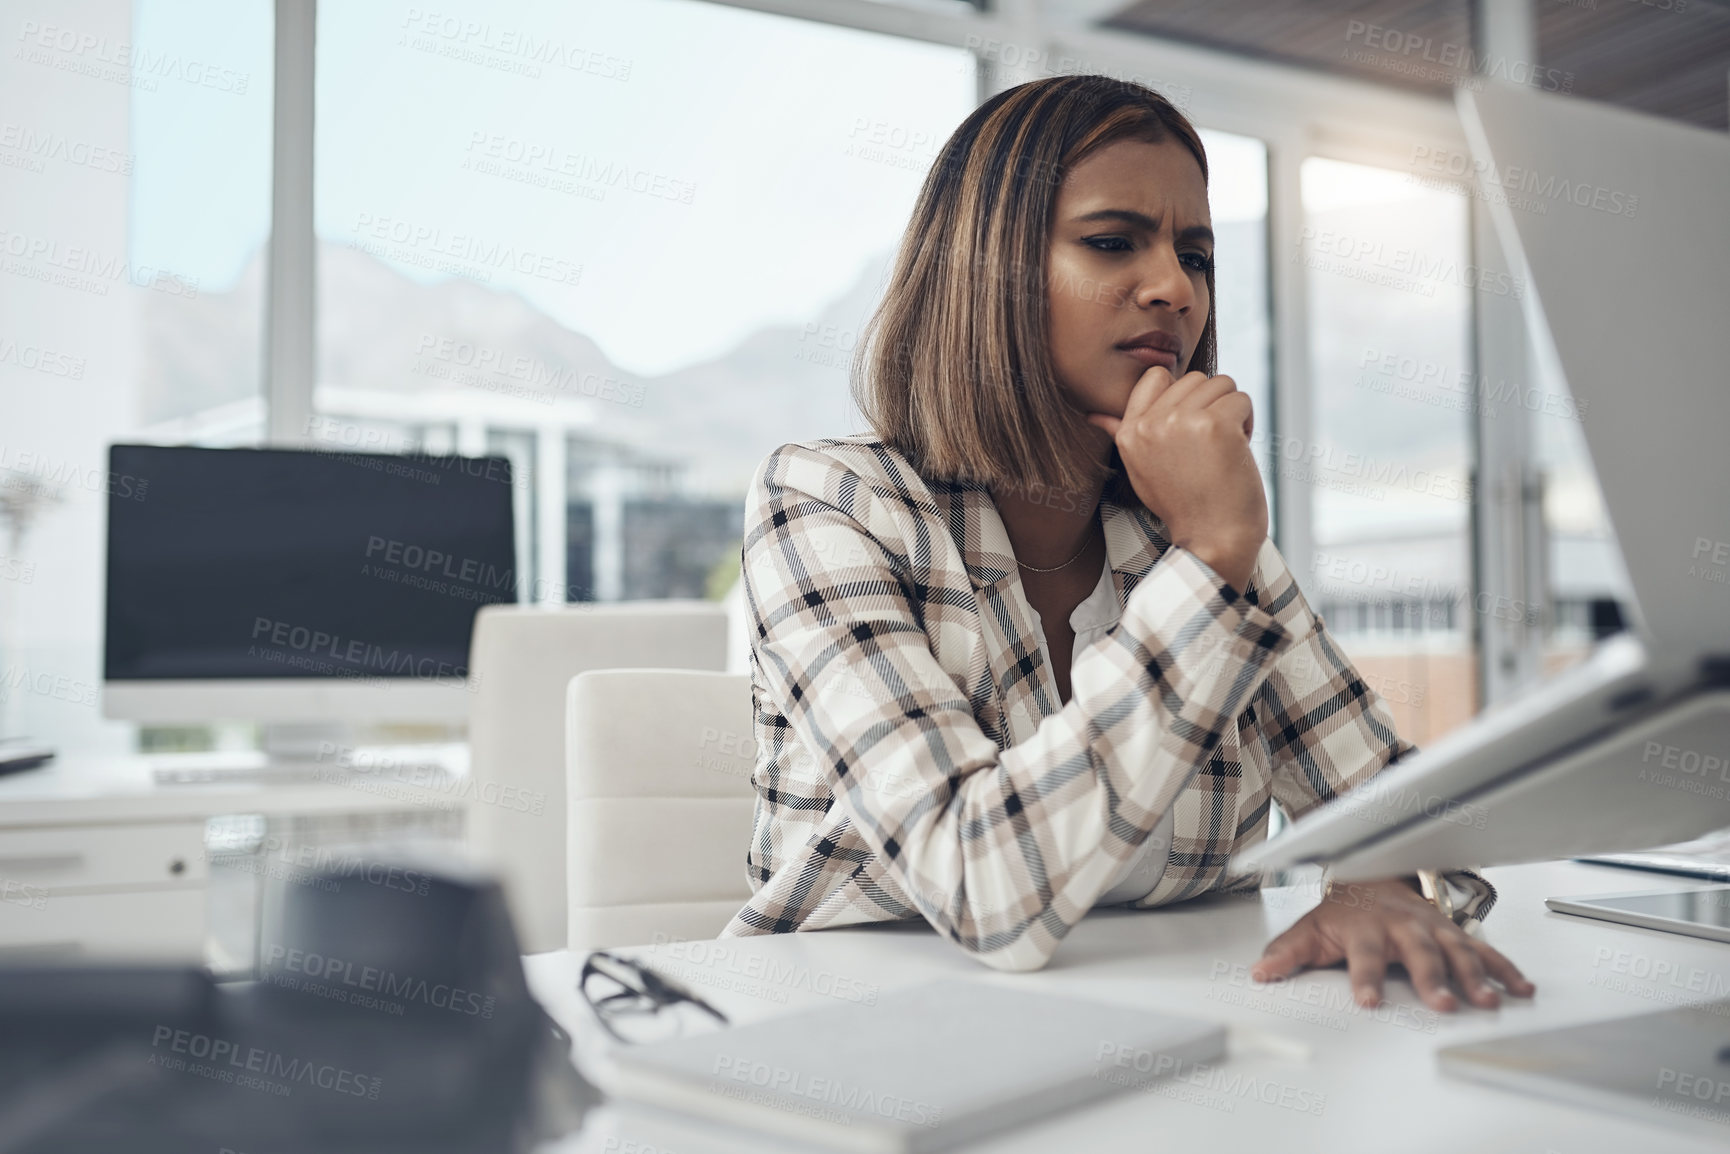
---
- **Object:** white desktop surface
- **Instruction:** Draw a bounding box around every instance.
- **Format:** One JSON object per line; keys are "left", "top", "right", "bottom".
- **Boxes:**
{"left": 525, "top": 860, "right": 1730, "bottom": 1154}
{"left": 0, "top": 747, "right": 469, "bottom": 826}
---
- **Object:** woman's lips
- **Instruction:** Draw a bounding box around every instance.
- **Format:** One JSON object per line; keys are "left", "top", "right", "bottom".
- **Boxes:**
{"left": 1118, "top": 345, "right": 1178, "bottom": 370}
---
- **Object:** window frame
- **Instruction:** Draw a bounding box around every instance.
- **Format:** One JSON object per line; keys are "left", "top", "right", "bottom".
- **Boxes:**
{"left": 267, "top": 0, "right": 1540, "bottom": 705}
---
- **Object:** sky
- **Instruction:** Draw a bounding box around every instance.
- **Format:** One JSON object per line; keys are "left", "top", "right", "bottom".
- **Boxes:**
{"left": 126, "top": 0, "right": 1606, "bottom": 544}
{"left": 131, "top": 0, "right": 1272, "bottom": 378}
{"left": 130, "top": 0, "right": 274, "bottom": 288}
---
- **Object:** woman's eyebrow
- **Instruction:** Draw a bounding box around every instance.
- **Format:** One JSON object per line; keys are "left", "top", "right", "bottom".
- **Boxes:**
{"left": 1072, "top": 208, "right": 1214, "bottom": 246}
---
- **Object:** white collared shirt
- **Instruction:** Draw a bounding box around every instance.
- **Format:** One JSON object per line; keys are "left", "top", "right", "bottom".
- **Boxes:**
{"left": 1024, "top": 558, "right": 1176, "bottom": 907}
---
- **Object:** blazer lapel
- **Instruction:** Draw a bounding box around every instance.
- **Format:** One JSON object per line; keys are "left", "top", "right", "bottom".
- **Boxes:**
{"left": 1101, "top": 500, "right": 1170, "bottom": 605}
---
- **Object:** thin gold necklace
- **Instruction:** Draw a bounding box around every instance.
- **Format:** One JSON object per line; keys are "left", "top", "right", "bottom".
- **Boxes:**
{"left": 1017, "top": 512, "right": 1100, "bottom": 574}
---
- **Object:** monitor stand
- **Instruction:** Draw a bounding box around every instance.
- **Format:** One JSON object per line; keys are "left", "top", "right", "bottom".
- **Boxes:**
{"left": 261, "top": 721, "right": 354, "bottom": 765}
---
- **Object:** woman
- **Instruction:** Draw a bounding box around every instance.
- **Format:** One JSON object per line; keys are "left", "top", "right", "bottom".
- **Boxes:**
{"left": 722, "top": 75, "right": 1533, "bottom": 1012}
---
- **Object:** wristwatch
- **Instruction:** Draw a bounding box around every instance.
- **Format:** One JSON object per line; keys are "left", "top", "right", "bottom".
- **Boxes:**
{"left": 1416, "top": 868, "right": 1497, "bottom": 932}
{"left": 1415, "top": 868, "right": 1455, "bottom": 921}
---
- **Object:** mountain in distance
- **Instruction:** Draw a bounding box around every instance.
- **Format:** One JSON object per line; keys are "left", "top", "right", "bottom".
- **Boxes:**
{"left": 136, "top": 245, "right": 266, "bottom": 425}
{"left": 138, "top": 241, "right": 892, "bottom": 498}
{"left": 142, "top": 219, "right": 1387, "bottom": 503}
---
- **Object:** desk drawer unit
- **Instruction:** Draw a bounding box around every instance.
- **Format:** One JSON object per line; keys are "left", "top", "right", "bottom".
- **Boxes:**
{"left": 0, "top": 822, "right": 208, "bottom": 958}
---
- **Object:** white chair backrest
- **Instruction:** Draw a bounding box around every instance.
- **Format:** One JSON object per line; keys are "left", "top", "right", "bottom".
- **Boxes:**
{"left": 567, "top": 668, "right": 756, "bottom": 954}
{"left": 466, "top": 602, "right": 727, "bottom": 954}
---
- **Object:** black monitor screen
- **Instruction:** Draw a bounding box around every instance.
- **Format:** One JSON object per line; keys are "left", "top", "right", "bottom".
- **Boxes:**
{"left": 105, "top": 445, "right": 518, "bottom": 681}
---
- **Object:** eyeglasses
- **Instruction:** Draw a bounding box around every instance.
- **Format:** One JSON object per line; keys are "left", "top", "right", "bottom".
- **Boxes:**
{"left": 578, "top": 950, "right": 729, "bottom": 1045}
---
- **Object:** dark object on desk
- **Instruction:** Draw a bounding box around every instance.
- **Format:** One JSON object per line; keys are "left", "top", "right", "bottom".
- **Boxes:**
{"left": 0, "top": 860, "right": 597, "bottom": 1154}
{"left": 0, "top": 739, "right": 54, "bottom": 776}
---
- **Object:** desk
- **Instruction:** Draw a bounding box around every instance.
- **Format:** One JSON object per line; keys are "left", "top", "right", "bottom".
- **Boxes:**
{"left": 524, "top": 860, "right": 1730, "bottom": 1154}
{"left": 0, "top": 751, "right": 466, "bottom": 961}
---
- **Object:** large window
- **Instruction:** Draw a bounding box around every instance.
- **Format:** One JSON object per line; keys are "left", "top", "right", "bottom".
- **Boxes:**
{"left": 312, "top": 0, "right": 977, "bottom": 607}
{"left": 0, "top": 0, "right": 272, "bottom": 756}
{"left": 1198, "top": 130, "right": 1273, "bottom": 528}
{"left": 4, "top": 0, "right": 1619, "bottom": 761}
{"left": 1296, "top": 157, "right": 1476, "bottom": 745}
{"left": 1531, "top": 322, "right": 1634, "bottom": 677}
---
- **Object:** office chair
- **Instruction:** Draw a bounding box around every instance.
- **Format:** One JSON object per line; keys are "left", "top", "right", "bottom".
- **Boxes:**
{"left": 565, "top": 669, "right": 756, "bottom": 952}
{"left": 466, "top": 603, "right": 728, "bottom": 954}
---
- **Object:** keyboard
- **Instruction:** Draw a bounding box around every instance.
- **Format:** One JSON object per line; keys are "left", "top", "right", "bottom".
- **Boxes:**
{"left": 149, "top": 747, "right": 464, "bottom": 788}
{"left": 152, "top": 762, "right": 361, "bottom": 785}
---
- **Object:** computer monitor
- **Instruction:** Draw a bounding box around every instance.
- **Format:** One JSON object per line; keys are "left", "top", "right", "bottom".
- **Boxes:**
{"left": 103, "top": 444, "right": 518, "bottom": 726}
{"left": 1238, "top": 82, "right": 1730, "bottom": 879}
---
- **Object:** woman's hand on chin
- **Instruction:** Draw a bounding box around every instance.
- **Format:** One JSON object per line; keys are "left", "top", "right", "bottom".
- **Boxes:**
{"left": 1249, "top": 877, "right": 1535, "bottom": 1013}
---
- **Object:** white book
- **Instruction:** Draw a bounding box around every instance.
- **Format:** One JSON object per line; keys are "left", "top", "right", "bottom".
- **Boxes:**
{"left": 606, "top": 978, "right": 1226, "bottom": 1153}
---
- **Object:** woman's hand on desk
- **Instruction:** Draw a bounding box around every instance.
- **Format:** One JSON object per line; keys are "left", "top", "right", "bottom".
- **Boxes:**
{"left": 1249, "top": 878, "right": 1536, "bottom": 1013}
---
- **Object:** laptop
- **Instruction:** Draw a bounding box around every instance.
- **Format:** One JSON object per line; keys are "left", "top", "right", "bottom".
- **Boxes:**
{"left": 1237, "top": 82, "right": 1730, "bottom": 882}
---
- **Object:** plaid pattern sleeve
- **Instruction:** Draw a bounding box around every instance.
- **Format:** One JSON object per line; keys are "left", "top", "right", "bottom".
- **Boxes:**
{"left": 1253, "top": 563, "right": 1419, "bottom": 823}
{"left": 723, "top": 440, "right": 1311, "bottom": 972}
{"left": 1228, "top": 548, "right": 1497, "bottom": 925}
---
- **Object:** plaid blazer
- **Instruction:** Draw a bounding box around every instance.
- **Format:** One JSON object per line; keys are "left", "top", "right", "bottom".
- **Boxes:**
{"left": 722, "top": 434, "right": 1484, "bottom": 971}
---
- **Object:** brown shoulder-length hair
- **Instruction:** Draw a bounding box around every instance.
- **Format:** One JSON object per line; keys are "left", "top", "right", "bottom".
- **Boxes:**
{"left": 852, "top": 75, "right": 1214, "bottom": 511}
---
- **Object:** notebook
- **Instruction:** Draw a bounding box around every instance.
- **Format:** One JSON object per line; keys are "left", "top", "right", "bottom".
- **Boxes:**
{"left": 605, "top": 978, "right": 1226, "bottom": 1153}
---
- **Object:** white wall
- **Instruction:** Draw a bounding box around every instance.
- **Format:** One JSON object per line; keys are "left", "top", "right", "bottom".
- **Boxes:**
{"left": 0, "top": 0, "right": 141, "bottom": 754}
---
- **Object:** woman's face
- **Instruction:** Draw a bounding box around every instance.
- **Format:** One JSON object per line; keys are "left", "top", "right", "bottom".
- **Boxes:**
{"left": 1045, "top": 136, "right": 1213, "bottom": 423}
